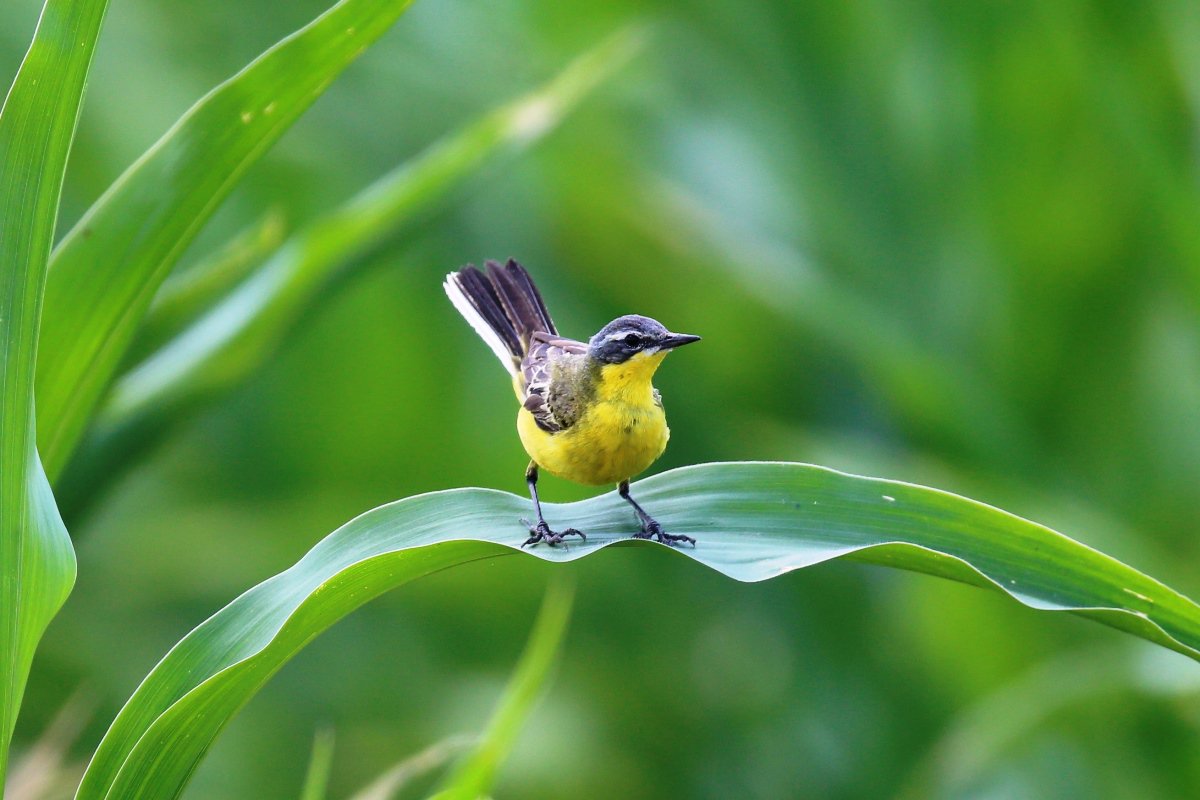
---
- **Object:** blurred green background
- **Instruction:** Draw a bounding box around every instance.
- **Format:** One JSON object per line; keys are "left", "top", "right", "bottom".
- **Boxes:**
{"left": 8, "top": 0, "right": 1200, "bottom": 797}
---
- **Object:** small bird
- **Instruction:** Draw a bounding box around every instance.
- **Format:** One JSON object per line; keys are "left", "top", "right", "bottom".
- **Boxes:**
{"left": 444, "top": 259, "right": 701, "bottom": 547}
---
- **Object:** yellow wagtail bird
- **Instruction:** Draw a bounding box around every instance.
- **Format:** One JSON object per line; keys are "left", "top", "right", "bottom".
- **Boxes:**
{"left": 444, "top": 259, "right": 701, "bottom": 547}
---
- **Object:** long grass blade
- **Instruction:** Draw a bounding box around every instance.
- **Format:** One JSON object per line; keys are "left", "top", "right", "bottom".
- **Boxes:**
{"left": 109, "top": 26, "right": 644, "bottom": 426}
{"left": 35, "top": 0, "right": 417, "bottom": 482}
{"left": 432, "top": 579, "right": 574, "bottom": 800}
{"left": 0, "top": 0, "right": 107, "bottom": 782}
{"left": 346, "top": 736, "right": 475, "bottom": 800}
{"left": 298, "top": 728, "right": 335, "bottom": 800}
{"left": 77, "top": 462, "right": 1200, "bottom": 799}
{"left": 128, "top": 211, "right": 287, "bottom": 365}
{"left": 58, "top": 27, "right": 644, "bottom": 517}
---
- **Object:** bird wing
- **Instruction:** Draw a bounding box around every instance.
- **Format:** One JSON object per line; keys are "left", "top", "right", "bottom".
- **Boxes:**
{"left": 521, "top": 332, "right": 588, "bottom": 433}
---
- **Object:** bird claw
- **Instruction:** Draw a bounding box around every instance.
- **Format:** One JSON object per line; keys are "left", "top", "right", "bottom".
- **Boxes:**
{"left": 520, "top": 518, "right": 586, "bottom": 548}
{"left": 633, "top": 519, "right": 696, "bottom": 547}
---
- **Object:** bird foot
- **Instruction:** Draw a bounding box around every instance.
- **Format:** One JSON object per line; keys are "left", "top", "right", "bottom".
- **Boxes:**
{"left": 520, "top": 519, "right": 586, "bottom": 548}
{"left": 633, "top": 519, "right": 696, "bottom": 547}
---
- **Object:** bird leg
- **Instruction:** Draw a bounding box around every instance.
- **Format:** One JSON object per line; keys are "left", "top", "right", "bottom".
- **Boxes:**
{"left": 521, "top": 462, "right": 586, "bottom": 547}
{"left": 619, "top": 480, "right": 695, "bottom": 546}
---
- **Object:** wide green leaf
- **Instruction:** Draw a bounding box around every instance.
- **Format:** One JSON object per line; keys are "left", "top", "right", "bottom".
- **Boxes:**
{"left": 35, "top": 0, "right": 417, "bottom": 483}
{"left": 0, "top": 0, "right": 107, "bottom": 783}
{"left": 78, "top": 462, "right": 1200, "bottom": 799}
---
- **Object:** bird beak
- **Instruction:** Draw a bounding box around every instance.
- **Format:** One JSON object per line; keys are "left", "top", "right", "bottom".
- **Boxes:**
{"left": 660, "top": 333, "right": 702, "bottom": 350}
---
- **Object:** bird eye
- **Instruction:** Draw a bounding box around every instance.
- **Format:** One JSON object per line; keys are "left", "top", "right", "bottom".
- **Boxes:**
{"left": 623, "top": 333, "right": 642, "bottom": 347}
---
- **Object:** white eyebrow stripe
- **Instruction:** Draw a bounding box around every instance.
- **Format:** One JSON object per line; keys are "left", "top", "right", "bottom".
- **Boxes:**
{"left": 605, "top": 330, "right": 638, "bottom": 342}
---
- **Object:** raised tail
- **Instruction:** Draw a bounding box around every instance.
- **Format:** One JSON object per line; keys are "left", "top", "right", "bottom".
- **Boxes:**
{"left": 444, "top": 259, "right": 558, "bottom": 376}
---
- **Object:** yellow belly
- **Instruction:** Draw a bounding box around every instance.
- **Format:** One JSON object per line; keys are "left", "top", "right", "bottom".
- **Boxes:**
{"left": 518, "top": 400, "right": 670, "bottom": 486}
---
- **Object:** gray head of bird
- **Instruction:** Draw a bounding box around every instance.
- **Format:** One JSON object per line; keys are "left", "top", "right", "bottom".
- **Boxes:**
{"left": 587, "top": 314, "right": 701, "bottom": 364}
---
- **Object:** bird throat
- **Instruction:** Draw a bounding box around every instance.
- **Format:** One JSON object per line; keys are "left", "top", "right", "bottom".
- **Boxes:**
{"left": 592, "top": 350, "right": 668, "bottom": 403}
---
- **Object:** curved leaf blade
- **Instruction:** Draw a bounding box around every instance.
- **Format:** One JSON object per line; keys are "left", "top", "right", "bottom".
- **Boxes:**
{"left": 0, "top": 0, "right": 106, "bottom": 781}
{"left": 78, "top": 462, "right": 1200, "bottom": 799}
{"left": 36, "top": 0, "right": 416, "bottom": 482}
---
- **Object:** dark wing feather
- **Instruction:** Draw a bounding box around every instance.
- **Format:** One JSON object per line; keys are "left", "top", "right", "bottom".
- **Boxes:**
{"left": 445, "top": 260, "right": 557, "bottom": 375}
{"left": 484, "top": 260, "right": 557, "bottom": 352}
{"left": 502, "top": 259, "right": 557, "bottom": 335}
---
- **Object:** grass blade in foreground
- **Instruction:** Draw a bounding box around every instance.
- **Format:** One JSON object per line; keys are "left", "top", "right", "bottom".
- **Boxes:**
{"left": 0, "top": 0, "right": 107, "bottom": 782}
{"left": 433, "top": 579, "right": 573, "bottom": 800}
{"left": 79, "top": 463, "right": 1200, "bottom": 799}
{"left": 35, "top": 0, "right": 417, "bottom": 482}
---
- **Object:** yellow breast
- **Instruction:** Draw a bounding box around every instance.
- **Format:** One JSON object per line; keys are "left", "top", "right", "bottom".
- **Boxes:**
{"left": 517, "top": 351, "right": 671, "bottom": 486}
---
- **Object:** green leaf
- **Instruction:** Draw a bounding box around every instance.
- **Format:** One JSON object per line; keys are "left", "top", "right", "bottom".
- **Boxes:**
{"left": 0, "top": 0, "right": 106, "bottom": 782}
{"left": 298, "top": 728, "right": 335, "bottom": 800}
{"left": 35, "top": 0, "right": 417, "bottom": 483}
{"left": 78, "top": 462, "right": 1200, "bottom": 799}
{"left": 433, "top": 579, "right": 573, "bottom": 800}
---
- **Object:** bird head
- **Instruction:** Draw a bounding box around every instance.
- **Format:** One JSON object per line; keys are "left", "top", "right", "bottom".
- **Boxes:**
{"left": 587, "top": 314, "right": 701, "bottom": 365}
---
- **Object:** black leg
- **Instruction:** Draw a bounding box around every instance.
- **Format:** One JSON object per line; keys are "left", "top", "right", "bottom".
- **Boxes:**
{"left": 520, "top": 462, "right": 586, "bottom": 547}
{"left": 618, "top": 480, "right": 695, "bottom": 546}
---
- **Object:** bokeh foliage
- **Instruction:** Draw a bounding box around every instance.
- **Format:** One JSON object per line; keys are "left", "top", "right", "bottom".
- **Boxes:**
{"left": 6, "top": 0, "right": 1200, "bottom": 797}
